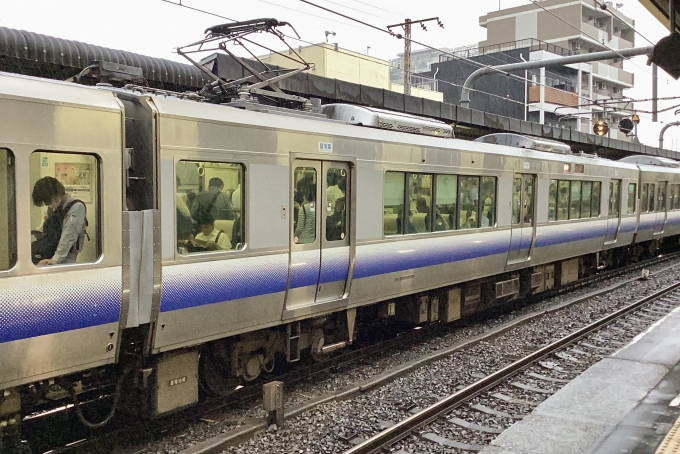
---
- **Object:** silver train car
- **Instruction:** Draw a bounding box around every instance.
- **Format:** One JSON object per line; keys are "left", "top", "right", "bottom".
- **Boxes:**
{"left": 1, "top": 71, "right": 680, "bottom": 429}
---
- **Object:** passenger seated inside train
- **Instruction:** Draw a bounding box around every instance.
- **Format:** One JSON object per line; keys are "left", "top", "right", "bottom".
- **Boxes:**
{"left": 187, "top": 213, "right": 231, "bottom": 252}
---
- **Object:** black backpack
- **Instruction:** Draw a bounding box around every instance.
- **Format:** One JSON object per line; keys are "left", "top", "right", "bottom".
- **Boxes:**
{"left": 31, "top": 200, "right": 86, "bottom": 264}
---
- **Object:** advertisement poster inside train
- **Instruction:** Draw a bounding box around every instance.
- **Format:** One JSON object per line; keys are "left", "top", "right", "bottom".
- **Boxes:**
{"left": 55, "top": 162, "right": 92, "bottom": 202}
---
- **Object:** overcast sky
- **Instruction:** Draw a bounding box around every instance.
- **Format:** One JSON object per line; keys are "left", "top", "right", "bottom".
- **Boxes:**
{"left": 1, "top": 0, "right": 678, "bottom": 149}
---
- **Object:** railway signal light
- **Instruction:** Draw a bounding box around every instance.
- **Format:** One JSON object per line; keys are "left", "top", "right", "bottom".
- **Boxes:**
{"left": 593, "top": 119, "right": 609, "bottom": 136}
{"left": 618, "top": 117, "right": 635, "bottom": 135}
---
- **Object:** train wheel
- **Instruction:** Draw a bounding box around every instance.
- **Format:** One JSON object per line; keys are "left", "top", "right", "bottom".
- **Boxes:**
{"left": 199, "top": 350, "right": 241, "bottom": 396}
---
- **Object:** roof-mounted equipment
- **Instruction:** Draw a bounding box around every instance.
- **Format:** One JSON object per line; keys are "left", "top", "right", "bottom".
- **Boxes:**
{"left": 475, "top": 133, "right": 571, "bottom": 154}
{"left": 321, "top": 104, "right": 453, "bottom": 138}
{"left": 618, "top": 155, "right": 680, "bottom": 168}
{"left": 177, "top": 18, "right": 314, "bottom": 109}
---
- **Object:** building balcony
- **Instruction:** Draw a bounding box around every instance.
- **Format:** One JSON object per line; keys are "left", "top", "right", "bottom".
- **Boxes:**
{"left": 528, "top": 85, "right": 579, "bottom": 107}
{"left": 590, "top": 61, "right": 634, "bottom": 86}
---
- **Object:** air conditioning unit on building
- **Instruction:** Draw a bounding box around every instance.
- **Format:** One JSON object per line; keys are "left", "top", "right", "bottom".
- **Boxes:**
{"left": 572, "top": 42, "right": 581, "bottom": 50}
{"left": 613, "top": 86, "right": 622, "bottom": 94}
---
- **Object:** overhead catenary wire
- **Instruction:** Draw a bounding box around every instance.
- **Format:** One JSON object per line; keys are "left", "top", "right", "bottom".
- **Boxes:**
{"left": 158, "top": 0, "right": 641, "bottom": 119}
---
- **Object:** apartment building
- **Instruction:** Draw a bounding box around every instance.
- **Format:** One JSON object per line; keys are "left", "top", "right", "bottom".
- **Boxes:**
{"left": 478, "top": 0, "right": 636, "bottom": 140}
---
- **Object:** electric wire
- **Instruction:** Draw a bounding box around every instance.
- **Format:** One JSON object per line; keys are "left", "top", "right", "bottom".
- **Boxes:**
{"left": 159, "top": 0, "right": 643, "bottom": 119}
{"left": 590, "top": 0, "right": 656, "bottom": 45}
{"left": 254, "top": 0, "right": 364, "bottom": 29}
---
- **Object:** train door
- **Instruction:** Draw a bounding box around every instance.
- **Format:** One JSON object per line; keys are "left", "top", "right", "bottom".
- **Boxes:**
{"left": 286, "top": 159, "right": 351, "bottom": 313}
{"left": 655, "top": 181, "right": 667, "bottom": 234}
{"left": 605, "top": 180, "right": 621, "bottom": 244}
{"left": 507, "top": 174, "right": 535, "bottom": 264}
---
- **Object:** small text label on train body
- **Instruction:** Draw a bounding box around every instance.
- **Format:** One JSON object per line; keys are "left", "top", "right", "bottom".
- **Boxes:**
{"left": 318, "top": 142, "right": 333, "bottom": 153}
{"left": 169, "top": 376, "right": 187, "bottom": 386}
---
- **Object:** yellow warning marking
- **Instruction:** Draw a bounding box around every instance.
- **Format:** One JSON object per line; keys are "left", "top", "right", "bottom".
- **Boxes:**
{"left": 656, "top": 415, "right": 680, "bottom": 454}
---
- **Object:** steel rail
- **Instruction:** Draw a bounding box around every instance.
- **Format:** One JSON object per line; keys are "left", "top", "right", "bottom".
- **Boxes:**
{"left": 343, "top": 280, "right": 680, "bottom": 454}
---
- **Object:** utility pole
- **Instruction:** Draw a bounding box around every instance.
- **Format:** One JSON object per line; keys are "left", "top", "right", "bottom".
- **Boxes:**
{"left": 387, "top": 17, "right": 443, "bottom": 96}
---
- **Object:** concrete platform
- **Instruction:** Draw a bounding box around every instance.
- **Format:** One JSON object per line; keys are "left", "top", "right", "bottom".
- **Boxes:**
{"left": 481, "top": 306, "right": 680, "bottom": 454}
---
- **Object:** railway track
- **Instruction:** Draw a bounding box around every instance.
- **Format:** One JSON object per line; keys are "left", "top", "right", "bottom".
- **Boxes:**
{"left": 342, "top": 281, "right": 680, "bottom": 454}
{"left": 25, "top": 251, "right": 680, "bottom": 454}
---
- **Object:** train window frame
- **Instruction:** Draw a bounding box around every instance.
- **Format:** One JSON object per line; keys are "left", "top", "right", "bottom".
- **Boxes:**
{"left": 657, "top": 182, "right": 667, "bottom": 212}
{"left": 480, "top": 176, "right": 497, "bottom": 228}
{"left": 581, "top": 181, "right": 593, "bottom": 218}
{"left": 407, "top": 172, "right": 434, "bottom": 234}
{"left": 176, "top": 159, "right": 245, "bottom": 255}
{"left": 569, "top": 180, "right": 582, "bottom": 219}
{"left": 0, "top": 148, "right": 16, "bottom": 271}
{"left": 648, "top": 183, "right": 656, "bottom": 212}
{"left": 627, "top": 183, "right": 637, "bottom": 215}
{"left": 29, "top": 150, "right": 102, "bottom": 266}
{"left": 458, "top": 175, "right": 480, "bottom": 229}
{"left": 556, "top": 180, "right": 570, "bottom": 221}
{"left": 676, "top": 184, "right": 680, "bottom": 210}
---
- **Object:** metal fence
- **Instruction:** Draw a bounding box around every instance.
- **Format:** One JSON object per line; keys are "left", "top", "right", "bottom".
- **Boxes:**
{"left": 439, "top": 39, "right": 571, "bottom": 62}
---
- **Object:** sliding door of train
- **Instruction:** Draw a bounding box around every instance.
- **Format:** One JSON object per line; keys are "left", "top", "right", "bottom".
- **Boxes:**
{"left": 655, "top": 181, "right": 667, "bottom": 235}
{"left": 286, "top": 159, "right": 352, "bottom": 313}
{"left": 507, "top": 174, "right": 536, "bottom": 264}
{"left": 605, "top": 180, "right": 621, "bottom": 244}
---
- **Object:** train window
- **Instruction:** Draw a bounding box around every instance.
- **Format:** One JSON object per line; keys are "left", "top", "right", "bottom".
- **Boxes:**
{"left": 658, "top": 182, "right": 667, "bottom": 212}
{"left": 591, "top": 182, "right": 601, "bottom": 216}
{"left": 29, "top": 151, "right": 100, "bottom": 265}
{"left": 459, "top": 176, "right": 480, "bottom": 229}
{"left": 548, "top": 180, "right": 557, "bottom": 222}
{"left": 676, "top": 185, "right": 680, "bottom": 210}
{"left": 569, "top": 181, "right": 582, "bottom": 219}
{"left": 581, "top": 181, "right": 592, "bottom": 218}
{"left": 641, "top": 184, "right": 649, "bottom": 212}
{"left": 293, "top": 167, "right": 317, "bottom": 244}
{"left": 627, "top": 183, "right": 637, "bottom": 214}
{"left": 0, "top": 149, "right": 16, "bottom": 270}
{"left": 435, "top": 174, "right": 457, "bottom": 231}
{"left": 326, "top": 167, "right": 347, "bottom": 241}
{"left": 176, "top": 160, "right": 244, "bottom": 253}
{"left": 384, "top": 172, "right": 405, "bottom": 235}
{"left": 669, "top": 184, "right": 675, "bottom": 212}
{"left": 557, "top": 181, "right": 570, "bottom": 221}
{"left": 648, "top": 184, "right": 656, "bottom": 212}
{"left": 409, "top": 173, "right": 432, "bottom": 233}
{"left": 481, "top": 177, "right": 496, "bottom": 227}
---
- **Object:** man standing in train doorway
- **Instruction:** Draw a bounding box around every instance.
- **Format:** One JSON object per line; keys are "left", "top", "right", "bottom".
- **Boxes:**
{"left": 31, "top": 176, "right": 87, "bottom": 265}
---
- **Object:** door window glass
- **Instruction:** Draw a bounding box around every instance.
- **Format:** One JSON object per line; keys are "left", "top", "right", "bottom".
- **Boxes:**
{"left": 611, "top": 181, "right": 620, "bottom": 217}
{"left": 435, "top": 174, "right": 457, "bottom": 231}
{"left": 409, "top": 173, "right": 432, "bottom": 233}
{"left": 326, "top": 167, "right": 347, "bottom": 241}
{"left": 0, "top": 149, "right": 15, "bottom": 270}
{"left": 569, "top": 181, "right": 582, "bottom": 219}
{"left": 648, "top": 184, "right": 656, "bottom": 212}
{"left": 30, "top": 151, "right": 100, "bottom": 265}
{"left": 459, "top": 176, "right": 480, "bottom": 229}
{"left": 658, "top": 182, "right": 666, "bottom": 212}
{"left": 627, "top": 183, "right": 636, "bottom": 214}
{"left": 511, "top": 178, "right": 522, "bottom": 225}
{"left": 592, "top": 182, "right": 601, "bottom": 216}
{"left": 384, "top": 172, "right": 405, "bottom": 235}
{"left": 641, "top": 183, "right": 649, "bottom": 212}
{"left": 176, "top": 161, "right": 244, "bottom": 253}
{"left": 669, "top": 184, "right": 676, "bottom": 212}
{"left": 523, "top": 176, "right": 534, "bottom": 225}
{"left": 548, "top": 180, "right": 557, "bottom": 221}
{"left": 293, "top": 167, "right": 317, "bottom": 244}
{"left": 557, "top": 181, "right": 570, "bottom": 220}
{"left": 676, "top": 185, "right": 680, "bottom": 210}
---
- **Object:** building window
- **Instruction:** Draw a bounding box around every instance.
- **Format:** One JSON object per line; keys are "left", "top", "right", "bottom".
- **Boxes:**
{"left": 30, "top": 151, "right": 100, "bottom": 265}
{"left": 0, "top": 149, "right": 16, "bottom": 270}
{"left": 176, "top": 160, "right": 244, "bottom": 253}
